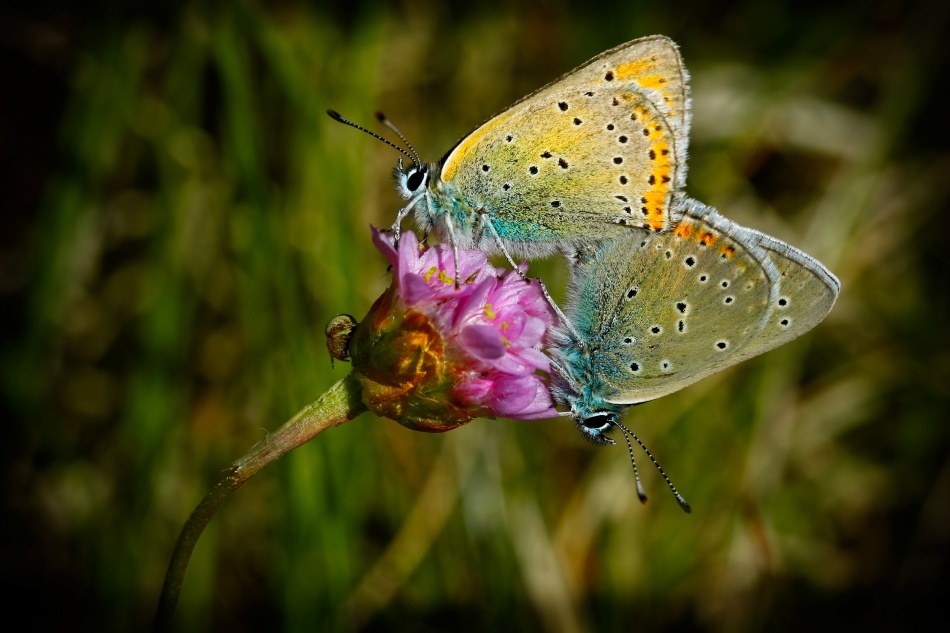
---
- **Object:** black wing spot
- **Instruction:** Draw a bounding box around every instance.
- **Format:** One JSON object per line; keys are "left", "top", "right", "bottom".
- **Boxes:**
{"left": 558, "top": 158, "right": 569, "bottom": 169}
{"left": 716, "top": 341, "right": 728, "bottom": 350}
{"left": 626, "top": 288, "right": 638, "bottom": 299}
{"left": 558, "top": 102, "right": 569, "bottom": 111}
{"left": 685, "top": 256, "right": 695, "bottom": 267}
{"left": 550, "top": 200, "right": 561, "bottom": 208}
{"left": 605, "top": 71, "right": 614, "bottom": 81}
{"left": 619, "top": 175, "right": 628, "bottom": 185}
{"left": 614, "top": 157, "right": 623, "bottom": 165}
{"left": 529, "top": 165, "right": 538, "bottom": 175}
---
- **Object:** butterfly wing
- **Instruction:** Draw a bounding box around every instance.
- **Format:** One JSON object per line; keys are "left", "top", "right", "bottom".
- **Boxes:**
{"left": 438, "top": 36, "right": 690, "bottom": 239}
{"left": 567, "top": 203, "right": 786, "bottom": 405}
{"left": 736, "top": 227, "right": 840, "bottom": 359}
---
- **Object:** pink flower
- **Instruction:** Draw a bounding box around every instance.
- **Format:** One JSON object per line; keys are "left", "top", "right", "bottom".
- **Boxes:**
{"left": 345, "top": 228, "right": 558, "bottom": 431}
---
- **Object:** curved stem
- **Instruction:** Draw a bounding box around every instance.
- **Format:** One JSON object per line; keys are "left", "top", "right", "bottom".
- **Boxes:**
{"left": 153, "top": 374, "right": 366, "bottom": 632}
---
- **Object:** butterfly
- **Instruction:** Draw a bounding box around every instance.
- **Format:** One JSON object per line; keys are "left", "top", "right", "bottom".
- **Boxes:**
{"left": 545, "top": 198, "right": 840, "bottom": 509}
{"left": 330, "top": 35, "right": 690, "bottom": 275}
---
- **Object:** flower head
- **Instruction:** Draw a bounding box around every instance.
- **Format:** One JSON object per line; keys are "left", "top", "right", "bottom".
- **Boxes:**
{"left": 345, "top": 228, "right": 558, "bottom": 431}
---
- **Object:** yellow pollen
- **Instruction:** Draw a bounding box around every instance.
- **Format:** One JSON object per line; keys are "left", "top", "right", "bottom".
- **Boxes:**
{"left": 437, "top": 269, "right": 455, "bottom": 285}
{"left": 424, "top": 266, "right": 438, "bottom": 283}
{"left": 484, "top": 303, "right": 497, "bottom": 319}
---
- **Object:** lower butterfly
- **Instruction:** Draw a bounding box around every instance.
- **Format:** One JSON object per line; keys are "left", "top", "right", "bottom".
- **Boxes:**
{"left": 546, "top": 198, "right": 840, "bottom": 510}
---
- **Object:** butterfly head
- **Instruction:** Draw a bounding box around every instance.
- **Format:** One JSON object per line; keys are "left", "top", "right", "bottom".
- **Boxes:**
{"left": 547, "top": 331, "right": 625, "bottom": 446}
{"left": 576, "top": 411, "right": 620, "bottom": 446}
{"left": 393, "top": 157, "right": 430, "bottom": 200}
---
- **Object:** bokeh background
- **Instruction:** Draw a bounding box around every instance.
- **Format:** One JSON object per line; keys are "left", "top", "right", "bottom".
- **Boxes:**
{"left": 3, "top": 0, "right": 949, "bottom": 630}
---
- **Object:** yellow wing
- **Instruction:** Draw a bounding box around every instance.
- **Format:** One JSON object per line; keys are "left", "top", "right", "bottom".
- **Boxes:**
{"left": 439, "top": 36, "right": 690, "bottom": 234}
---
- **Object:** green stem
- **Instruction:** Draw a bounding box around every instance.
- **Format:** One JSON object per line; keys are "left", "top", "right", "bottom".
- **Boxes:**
{"left": 153, "top": 374, "right": 366, "bottom": 632}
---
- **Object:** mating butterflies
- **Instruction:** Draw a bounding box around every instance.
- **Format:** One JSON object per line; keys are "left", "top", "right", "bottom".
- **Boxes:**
{"left": 330, "top": 36, "right": 839, "bottom": 508}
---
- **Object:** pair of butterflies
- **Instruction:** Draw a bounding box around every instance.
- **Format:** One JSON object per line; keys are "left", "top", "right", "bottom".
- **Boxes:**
{"left": 334, "top": 36, "right": 839, "bottom": 509}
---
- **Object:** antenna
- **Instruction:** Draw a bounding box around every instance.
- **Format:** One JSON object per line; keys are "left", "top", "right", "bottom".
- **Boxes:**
{"left": 617, "top": 425, "right": 650, "bottom": 505}
{"left": 376, "top": 111, "right": 422, "bottom": 165}
{"left": 326, "top": 110, "right": 415, "bottom": 162}
{"left": 616, "top": 421, "right": 691, "bottom": 513}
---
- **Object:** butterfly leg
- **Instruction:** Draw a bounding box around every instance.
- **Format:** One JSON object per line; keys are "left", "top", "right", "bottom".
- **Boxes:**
{"left": 478, "top": 212, "right": 582, "bottom": 341}
{"left": 471, "top": 218, "right": 486, "bottom": 248}
{"left": 390, "top": 195, "right": 422, "bottom": 248}
{"left": 442, "top": 212, "right": 463, "bottom": 289}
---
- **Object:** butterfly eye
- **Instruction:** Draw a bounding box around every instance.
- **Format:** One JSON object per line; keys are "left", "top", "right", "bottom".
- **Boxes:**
{"left": 582, "top": 413, "right": 615, "bottom": 432}
{"left": 406, "top": 169, "right": 425, "bottom": 192}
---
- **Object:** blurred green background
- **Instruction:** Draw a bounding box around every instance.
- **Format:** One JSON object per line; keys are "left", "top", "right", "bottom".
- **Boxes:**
{"left": 3, "top": 0, "right": 949, "bottom": 630}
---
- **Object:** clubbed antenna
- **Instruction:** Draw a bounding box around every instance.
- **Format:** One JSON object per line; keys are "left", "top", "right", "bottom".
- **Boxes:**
{"left": 326, "top": 110, "right": 415, "bottom": 162}
{"left": 375, "top": 111, "right": 422, "bottom": 166}
{"left": 616, "top": 421, "right": 691, "bottom": 513}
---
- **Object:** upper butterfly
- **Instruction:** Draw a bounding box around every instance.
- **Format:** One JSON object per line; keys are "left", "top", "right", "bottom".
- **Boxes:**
{"left": 330, "top": 35, "right": 690, "bottom": 266}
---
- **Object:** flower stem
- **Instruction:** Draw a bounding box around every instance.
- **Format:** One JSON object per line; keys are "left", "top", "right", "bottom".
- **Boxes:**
{"left": 153, "top": 374, "right": 366, "bottom": 632}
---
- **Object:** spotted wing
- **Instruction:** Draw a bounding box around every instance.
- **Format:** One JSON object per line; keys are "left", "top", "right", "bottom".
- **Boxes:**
{"left": 735, "top": 228, "right": 840, "bottom": 360}
{"left": 439, "top": 36, "right": 690, "bottom": 236}
{"left": 567, "top": 203, "right": 784, "bottom": 405}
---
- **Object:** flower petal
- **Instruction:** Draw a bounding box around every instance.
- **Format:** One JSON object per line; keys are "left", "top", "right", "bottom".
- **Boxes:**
{"left": 490, "top": 375, "right": 558, "bottom": 420}
{"left": 459, "top": 324, "right": 506, "bottom": 360}
{"left": 371, "top": 226, "right": 400, "bottom": 269}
